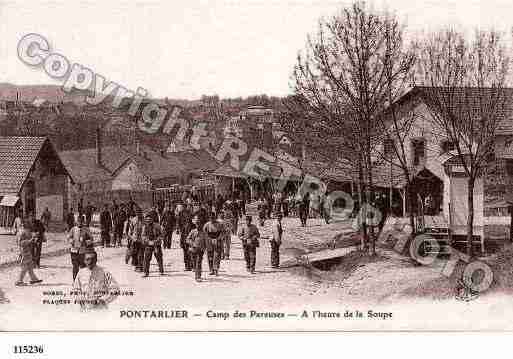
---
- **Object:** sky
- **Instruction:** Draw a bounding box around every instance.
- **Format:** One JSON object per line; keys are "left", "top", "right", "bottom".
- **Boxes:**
{"left": 1, "top": 0, "right": 512, "bottom": 100}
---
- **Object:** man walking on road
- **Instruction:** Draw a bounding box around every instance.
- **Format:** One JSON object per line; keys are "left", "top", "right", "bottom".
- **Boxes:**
{"left": 114, "top": 204, "right": 127, "bottom": 247}
{"left": 100, "top": 204, "right": 112, "bottom": 247}
{"left": 15, "top": 219, "right": 43, "bottom": 286}
{"left": 41, "top": 207, "right": 51, "bottom": 230}
{"left": 187, "top": 216, "right": 207, "bottom": 282}
{"left": 67, "top": 216, "right": 92, "bottom": 281}
{"left": 270, "top": 213, "right": 283, "bottom": 268}
{"left": 142, "top": 212, "right": 164, "bottom": 277}
{"left": 178, "top": 204, "right": 194, "bottom": 271}
{"left": 30, "top": 213, "right": 46, "bottom": 268}
{"left": 161, "top": 202, "right": 176, "bottom": 249}
{"left": 84, "top": 202, "right": 94, "bottom": 227}
{"left": 298, "top": 193, "right": 310, "bottom": 227}
{"left": 203, "top": 211, "right": 225, "bottom": 276}
{"left": 128, "top": 209, "right": 144, "bottom": 272}
{"left": 238, "top": 215, "right": 260, "bottom": 274}
{"left": 218, "top": 211, "right": 231, "bottom": 260}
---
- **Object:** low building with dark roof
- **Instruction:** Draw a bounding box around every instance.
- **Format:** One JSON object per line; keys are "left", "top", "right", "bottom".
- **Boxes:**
{"left": 0, "top": 136, "right": 70, "bottom": 227}
{"left": 58, "top": 129, "right": 218, "bottom": 209}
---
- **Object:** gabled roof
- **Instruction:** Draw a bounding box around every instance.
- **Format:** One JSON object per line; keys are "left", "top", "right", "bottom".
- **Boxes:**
{"left": 59, "top": 146, "right": 130, "bottom": 183}
{"left": 171, "top": 149, "right": 219, "bottom": 173}
{"left": 397, "top": 86, "right": 513, "bottom": 135}
{"left": 60, "top": 144, "right": 192, "bottom": 184}
{"left": 125, "top": 146, "right": 187, "bottom": 180}
{"left": 0, "top": 136, "right": 59, "bottom": 196}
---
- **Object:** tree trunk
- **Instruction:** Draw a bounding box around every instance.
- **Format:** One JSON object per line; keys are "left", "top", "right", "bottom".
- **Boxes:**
{"left": 357, "top": 155, "right": 368, "bottom": 251}
{"left": 366, "top": 149, "right": 376, "bottom": 256}
{"left": 467, "top": 177, "right": 475, "bottom": 257}
{"left": 406, "top": 183, "right": 415, "bottom": 234}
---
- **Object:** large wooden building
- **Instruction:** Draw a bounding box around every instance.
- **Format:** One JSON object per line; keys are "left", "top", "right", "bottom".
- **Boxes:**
{"left": 0, "top": 136, "right": 70, "bottom": 227}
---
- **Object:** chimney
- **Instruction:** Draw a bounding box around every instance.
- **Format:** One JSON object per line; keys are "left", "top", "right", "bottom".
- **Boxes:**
{"left": 136, "top": 139, "right": 141, "bottom": 155}
{"left": 95, "top": 126, "right": 102, "bottom": 166}
{"left": 263, "top": 122, "right": 272, "bottom": 149}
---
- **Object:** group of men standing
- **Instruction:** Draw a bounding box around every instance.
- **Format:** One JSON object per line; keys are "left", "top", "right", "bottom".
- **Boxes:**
{"left": 62, "top": 190, "right": 287, "bottom": 285}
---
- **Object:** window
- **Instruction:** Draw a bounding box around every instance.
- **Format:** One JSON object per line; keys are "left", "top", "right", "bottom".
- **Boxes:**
{"left": 506, "top": 159, "right": 513, "bottom": 176}
{"left": 412, "top": 138, "right": 425, "bottom": 166}
{"left": 383, "top": 139, "right": 394, "bottom": 157}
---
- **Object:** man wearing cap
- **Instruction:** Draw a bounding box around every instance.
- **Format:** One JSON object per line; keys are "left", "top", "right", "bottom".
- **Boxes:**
{"left": 237, "top": 215, "right": 260, "bottom": 273}
{"left": 100, "top": 204, "right": 112, "bottom": 247}
{"left": 161, "top": 202, "right": 176, "bottom": 250}
{"left": 15, "top": 219, "right": 43, "bottom": 286}
{"left": 128, "top": 209, "right": 144, "bottom": 271}
{"left": 270, "top": 213, "right": 283, "bottom": 268}
{"left": 141, "top": 212, "right": 164, "bottom": 277}
{"left": 218, "top": 211, "right": 231, "bottom": 260}
{"left": 203, "top": 212, "right": 226, "bottom": 276}
{"left": 67, "top": 215, "right": 93, "bottom": 281}
{"left": 72, "top": 249, "right": 119, "bottom": 311}
{"left": 178, "top": 204, "right": 194, "bottom": 271}
{"left": 186, "top": 216, "right": 207, "bottom": 282}
{"left": 29, "top": 212, "right": 46, "bottom": 268}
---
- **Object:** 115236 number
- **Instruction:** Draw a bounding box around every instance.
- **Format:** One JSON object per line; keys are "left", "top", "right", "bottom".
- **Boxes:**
{"left": 13, "top": 345, "right": 44, "bottom": 354}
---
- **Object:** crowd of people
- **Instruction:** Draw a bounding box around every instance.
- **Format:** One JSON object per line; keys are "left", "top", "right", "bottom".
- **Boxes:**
{"left": 11, "top": 188, "right": 340, "bottom": 294}
{"left": 61, "top": 193, "right": 286, "bottom": 285}
{"left": 6, "top": 186, "right": 399, "bottom": 312}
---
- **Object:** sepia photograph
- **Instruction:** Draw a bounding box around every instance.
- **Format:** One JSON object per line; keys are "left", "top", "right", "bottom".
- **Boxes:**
{"left": 1, "top": 0, "right": 513, "bottom": 337}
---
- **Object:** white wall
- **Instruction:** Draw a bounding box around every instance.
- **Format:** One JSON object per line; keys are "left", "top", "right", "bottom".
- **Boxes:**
{"left": 111, "top": 161, "right": 149, "bottom": 191}
{"left": 444, "top": 174, "right": 484, "bottom": 237}
{"left": 36, "top": 194, "right": 63, "bottom": 221}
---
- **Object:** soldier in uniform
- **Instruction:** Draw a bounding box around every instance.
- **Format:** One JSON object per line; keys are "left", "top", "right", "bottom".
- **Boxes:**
{"left": 115, "top": 204, "right": 127, "bottom": 247}
{"left": 161, "top": 202, "right": 176, "bottom": 249}
{"left": 67, "top": 215, "right": 93, "bottom": 281}
{"left": 203, "top": 211, "right": 226, "bottom": 275}
{"left": 15, "top": 219, "right": 43, "bottom": 286}
{"left": 100, "top": 204, "right": 112, "bottom": 247}
{"left": 29, "top": 212, "right": 46, "bottom": 268}
{"left": 141, "top": 212, "right": 164, "bottom": 277}
{"left": 298, "top": 193, "right": 310, "bottom": 227}
{"left": 257, "top": 197, "right": 267, "bottom": 227}
{"left": 128, "top": 209, "right": 144, "bottom": 271}
{"left": 218, "top": 211, "right": 231, "bottom": 260}
{"left": 178, "top": 204, "right": 193, "bottom": 271}
{"left": 186, "top": 216, "right": 207, "bottom": 282}
{"left": 237, "top": 215, "right": 260, "bottom": 273}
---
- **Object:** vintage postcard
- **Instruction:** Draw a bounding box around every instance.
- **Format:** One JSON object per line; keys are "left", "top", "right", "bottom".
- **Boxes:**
{"left": 1, "top": 0, "right": 513, "bottom": 333}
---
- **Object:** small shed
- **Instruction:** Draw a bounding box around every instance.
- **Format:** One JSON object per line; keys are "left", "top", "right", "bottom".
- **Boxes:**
{"left": 442, "top": 154, "right": 485, "bottom": 251}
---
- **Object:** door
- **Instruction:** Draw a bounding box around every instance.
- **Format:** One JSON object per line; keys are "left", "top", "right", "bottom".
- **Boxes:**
{"left": 24, "top": 179, "right": 36, "bottom": 217}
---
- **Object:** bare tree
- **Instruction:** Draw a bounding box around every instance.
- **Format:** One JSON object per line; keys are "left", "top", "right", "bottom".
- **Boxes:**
{"left": 293, "top": 1, "right": 412, "bottom": 255}
{"left": 416, "top": 29, "right": 511, "bottom": 256}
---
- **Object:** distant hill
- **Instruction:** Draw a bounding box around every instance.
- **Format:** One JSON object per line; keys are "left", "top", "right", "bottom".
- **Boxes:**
{"left": 0, "top": 83, "right": 87, "bottom": 103}
{"left": 0, "top": 83, "right": 199, "bottom": 107}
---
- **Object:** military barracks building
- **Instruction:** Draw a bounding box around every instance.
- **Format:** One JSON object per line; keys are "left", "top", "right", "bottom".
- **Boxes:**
{"left": 0, "top": 136, "right": 70, "bottom": 227}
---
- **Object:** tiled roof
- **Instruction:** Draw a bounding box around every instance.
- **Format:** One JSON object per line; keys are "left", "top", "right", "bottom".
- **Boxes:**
{"left": 60, "top": 144, "right": 191, "bottom": 184}
{"left": 59, "top": 146, "right": 128, "bottom": 183}
{"left": 0, "top": 136, "right": 48, "bottom": 195}
{"left": 172, "top": 149, "right": 219, "bottom": 173}
{"left": 126, "top": 146, "right": 187, "bottom": 180}
{"left": 410, "top": 86, "right": 513, "bottom": 135}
